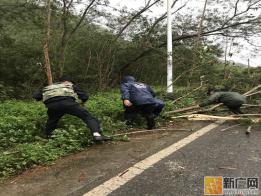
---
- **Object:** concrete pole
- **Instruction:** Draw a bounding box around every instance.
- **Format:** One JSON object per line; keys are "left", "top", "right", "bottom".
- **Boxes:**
{"left": 167, "top": 0, "right": 173, "bottom": 93}
{"left": 247, "top": 58, "right": 250, "bottom": 76}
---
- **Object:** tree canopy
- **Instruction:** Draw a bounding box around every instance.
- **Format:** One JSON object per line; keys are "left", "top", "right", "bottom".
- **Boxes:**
{"left": 0, "top": 0, "right": 260, "bottom": 99}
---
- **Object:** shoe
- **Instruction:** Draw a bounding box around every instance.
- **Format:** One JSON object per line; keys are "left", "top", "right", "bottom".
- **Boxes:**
{"left": 101, "top": 134, "right": 112, "bottom": 141}
{"left": 92, "top": 132, "right": 112, "bottom": 142}
{"left": 93, "top": 135, "right": 103, "bottom": 142}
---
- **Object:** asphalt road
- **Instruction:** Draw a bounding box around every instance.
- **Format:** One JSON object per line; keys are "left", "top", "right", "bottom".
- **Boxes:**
{"left": 0, "top": 121, "right": 260, "bottom": 196}
{"left": 109, "top": 123, "right": 261, "bottom": 196}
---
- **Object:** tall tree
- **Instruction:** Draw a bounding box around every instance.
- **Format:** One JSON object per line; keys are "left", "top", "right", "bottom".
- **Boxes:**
{"left": 57, "top": 0, "right": 99, "bottom": 76}
{"left": 109, "top": 0, "right": 261, "bottom": 83}
{"left": 43, "top": 0, "right": 53, "bottom": 85}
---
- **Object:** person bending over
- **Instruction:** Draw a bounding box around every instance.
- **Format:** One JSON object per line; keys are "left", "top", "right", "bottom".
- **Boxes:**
{"left": 120, "top": 76, "right": 165, "bottom": 129}
{"left": 34, "top": 76, "right": 109, "bottom": 141}
{"left": 199, "top": 88, "right": 246, "bottom": 114}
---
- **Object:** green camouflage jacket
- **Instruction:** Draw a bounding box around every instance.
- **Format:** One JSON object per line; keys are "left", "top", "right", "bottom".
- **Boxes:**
{"left": 200, "top": 92, "right": 246, "bottom": 107}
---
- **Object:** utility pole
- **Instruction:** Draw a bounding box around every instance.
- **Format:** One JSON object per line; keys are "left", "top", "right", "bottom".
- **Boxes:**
{"left": 167, "top": 0, "right": 173, "bottom": 93}
{"left": 247, "top": 58, "right": 250, "bottom": 76}
{"left": 224, "top": 36, "right": 228, "bottom": 79}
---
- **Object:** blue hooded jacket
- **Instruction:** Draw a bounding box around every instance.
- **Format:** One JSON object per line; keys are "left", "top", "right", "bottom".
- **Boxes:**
{"left": 120, "top": 76, "right": 162, "bottom": 106}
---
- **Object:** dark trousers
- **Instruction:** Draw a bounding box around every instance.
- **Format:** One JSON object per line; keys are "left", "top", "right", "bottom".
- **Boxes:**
{"left": 124, "top": 103, "right": 164, "bottom": 129}
{"left": 45, "top": 100, "right": 100, "bottom": 136}
{"left": 227, "top": 104, "right": 243, "bottom": 114}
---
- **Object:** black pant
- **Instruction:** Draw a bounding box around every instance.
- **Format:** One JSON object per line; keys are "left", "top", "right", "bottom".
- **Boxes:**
{"left": 227, "top": 104, "right": 243, "bottom": 114}
{"left": 45, "top": 100, "right": 100, "bottom": 136}
{"left": 124, "top": 104, "right": 157, "bottom": 129}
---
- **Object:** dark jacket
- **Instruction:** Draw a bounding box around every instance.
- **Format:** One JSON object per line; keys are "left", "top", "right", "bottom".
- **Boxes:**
{"left": 199, "top": 92, "right": 246, "bottom": 107}
{"left": 120, "top": 76, "right": 160, "bottom": 105}
{"left": 33, "top": 84, "right": 89, "bottom": 105}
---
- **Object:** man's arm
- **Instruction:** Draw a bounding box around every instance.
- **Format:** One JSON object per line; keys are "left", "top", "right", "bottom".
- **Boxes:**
{"left": 147, "top": 85, "right": 156, "bottom": 97}
{"left": 199, "top": 93, "right": 221, "bottom": 107}
{"left": 33, "top": 90, "right": 43, "bottom": 101}
{"left": 120, "top": 83, "right": 130, "bottom": 100}
{"left": 73, "top": 84, "right": 89, "bottom": 103}
{"left": 120, "top": 83, "right": 132, "bottom": 107}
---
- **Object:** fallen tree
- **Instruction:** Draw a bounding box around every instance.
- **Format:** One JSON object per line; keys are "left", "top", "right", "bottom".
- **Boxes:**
{"left": 171, "top": 114, "right": 261, "bottom": 122}
{"left": 112, "top": 128, "right": 193, "bottom": 137}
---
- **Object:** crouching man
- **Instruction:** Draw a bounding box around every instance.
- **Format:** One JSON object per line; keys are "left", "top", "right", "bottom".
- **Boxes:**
{"left": 199, "top": 88, "right": 246, "bottom": 114}
{"left": 34, "top": 76, "right": 110, "bottom": 142}
{"left": 120, "top": 76, "right": 165, "bottom": 129}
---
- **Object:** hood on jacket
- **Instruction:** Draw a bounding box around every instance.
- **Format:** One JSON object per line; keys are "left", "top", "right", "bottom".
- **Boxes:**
{"left": 122, "top": 76, "right": 136, "bottom": 83}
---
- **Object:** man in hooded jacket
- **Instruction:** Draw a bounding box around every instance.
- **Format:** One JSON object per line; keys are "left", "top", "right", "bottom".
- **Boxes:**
{"left": 120, "top": 76, "right": 165, "bottom": 129}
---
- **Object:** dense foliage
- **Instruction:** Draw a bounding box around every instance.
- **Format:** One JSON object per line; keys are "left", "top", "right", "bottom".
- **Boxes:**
{"left": 1, "top": 1, "right": 260, "bottom": 99}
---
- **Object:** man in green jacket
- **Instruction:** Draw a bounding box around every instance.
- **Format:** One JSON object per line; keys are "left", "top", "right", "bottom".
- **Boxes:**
{"left": 199, "top": 88, "right": 246, "bottom": 114}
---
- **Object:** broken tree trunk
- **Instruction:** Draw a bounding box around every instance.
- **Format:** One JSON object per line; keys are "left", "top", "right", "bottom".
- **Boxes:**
{"left": 171, "top": 114, "right": 241, "bottom": 121}
{"left": 230, "top": 114, "right": 261, "bottom": 117}
{"left": 184, "top": 104, "right": 261, "bottom": 115}
{"left": 195, "top": 104, "right": 261, "bottom": 114}
{"left": 167, "top": 103, "right": 261, "bottom": 116}
{"left": 171, "top": 114, "right": 261, "bottom": 122}
{"left": 112, "top": 128, "right": 192, "bottom": 137}
{"left": 165, "top": 105, "right": 200, "bottom": 114}
{"left": 246, "top": 90, "right": 261, "bottom": 97}
{"left": 244, "top": 84, "right": 261, "bottom": 96}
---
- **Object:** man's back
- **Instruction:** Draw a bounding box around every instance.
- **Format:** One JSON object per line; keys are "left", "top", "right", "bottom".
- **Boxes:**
{"left": 121, "top": 80, "right": 155, "bottom": 105}
{"left": 200, "top": 91, "right": 246, "bottom": 107}
{"left": 218, "top": 92, "right": 246, "bottom": 106}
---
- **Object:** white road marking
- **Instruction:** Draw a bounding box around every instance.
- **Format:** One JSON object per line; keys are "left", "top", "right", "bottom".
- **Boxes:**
{"left": 83, "top": 121, "right": 224, "bottom": 196}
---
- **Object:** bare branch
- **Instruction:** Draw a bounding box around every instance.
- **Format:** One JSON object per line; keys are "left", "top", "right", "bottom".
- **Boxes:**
{"left": 234, "top": 0, "right": 240, "bottom": 16}
{"left": 147, "top": 1, "right": 187, "bottom": 36}
{"left": 115, "top": 0, "right": 161, "bottom": 40}
{"left": 113, "top": 16, "right": 261, "bottom": 78}
{"left": 69, "top": 0, "right": 96, "bottom": 38}
{"left": 244, "top": 37, "right": 261, "bottom": 47}
{"left": 66, "top": 0, "right": 74, "bottom": 9}
{"left": 197, "top": 0, "right": 208, "bottom": 42}
{"left": 221, "top": 0, "right": 261, "bottom": 28}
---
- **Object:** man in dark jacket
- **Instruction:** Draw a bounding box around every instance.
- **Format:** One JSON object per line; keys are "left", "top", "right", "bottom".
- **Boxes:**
{"left": 34, "top": 76, "right": 109, "bottom": 141}
{"left": 199, "top": 88, "right": 246, "bottom": 114}
{"left": 120, "top": 76, "right": 165, "bottom": 129}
